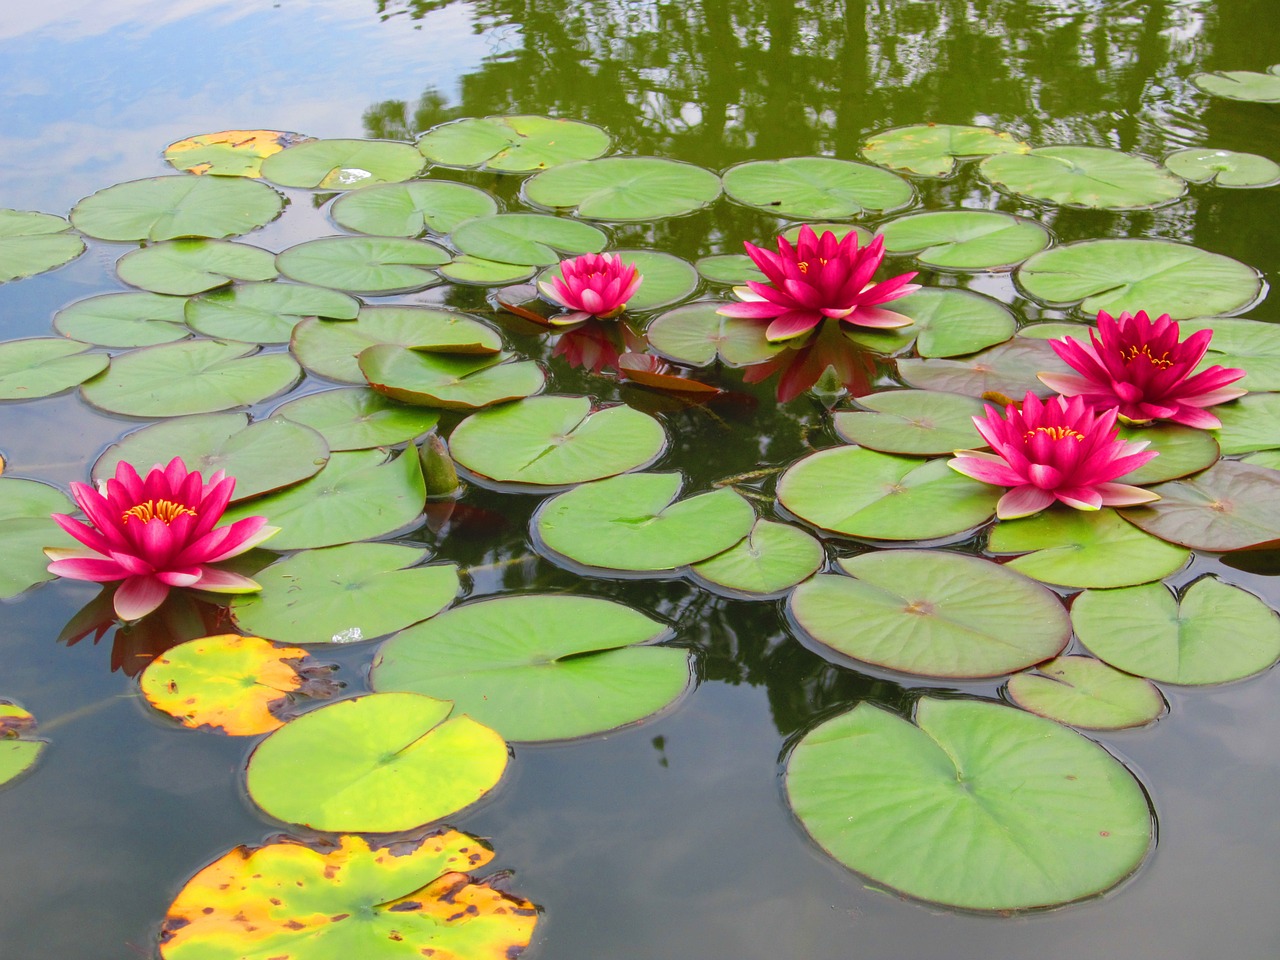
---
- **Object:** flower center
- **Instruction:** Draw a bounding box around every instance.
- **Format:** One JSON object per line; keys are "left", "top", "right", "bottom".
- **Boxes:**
{"left": 1122, "top": 343, "right": 1174, "bottom": 369}
{"left": 121, "top": 499, "right": 197, "bottom": 525}
{"left": 795, "top": 257, "right": 827, "bottom": 275}
{"left": 1025, "top": 426, "right": 1085, "bottom": 442}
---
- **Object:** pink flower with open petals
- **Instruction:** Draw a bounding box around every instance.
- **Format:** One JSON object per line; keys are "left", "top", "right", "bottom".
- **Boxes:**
{"left": 45, "top": 458, "right": 278, "bottom": 621}
{"left": 1038, "top": 310, "right": 1246, "bottom": 428}
{"left": 949, "top": 392, "right": 1160, "bottom": 520}
{"left": 717, "top": 225, "right": 918, "bottom": 342}
{"left": 539, "top": 252, "right": 642, "bottom": 326}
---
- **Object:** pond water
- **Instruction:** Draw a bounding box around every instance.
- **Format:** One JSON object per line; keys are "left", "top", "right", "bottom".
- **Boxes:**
{"left": 2, "top": 1, "right": 1280, "bottom": 957}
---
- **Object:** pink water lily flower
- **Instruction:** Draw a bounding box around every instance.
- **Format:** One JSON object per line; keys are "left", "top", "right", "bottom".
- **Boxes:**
{"left": 45, "top": 458, "right": 278, "bottom": 622}
{"left": 1038, "top": 310, "right": 1246, "bottom": 428}
{"left": 717, "top": 225, "right": 919, "bottom": 342}
{"left": 949, "top": 392, "right": 1160, "bottom": 519}
{"left": 539, "top": 252, "right": 642, "bottom": 326}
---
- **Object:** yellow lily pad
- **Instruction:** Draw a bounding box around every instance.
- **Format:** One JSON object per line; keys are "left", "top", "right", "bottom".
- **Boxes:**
{"left": 164, "top": 130, "right": 314, "bottom": 177}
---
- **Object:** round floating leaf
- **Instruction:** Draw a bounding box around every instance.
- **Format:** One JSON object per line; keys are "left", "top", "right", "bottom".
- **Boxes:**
{"left": 164, "top": 129, "right": 313, "bottom": 177}
{"left": 645, "top": 301, "right": 782, "bottom": 367}
{"left": 439, "top": 256, "right": 536, "bottom": 285}
{"left": 360, "top": 345, "right": 544, "bottom": 411}
{"left": 331, "top": 180, "right": 499, "bottom": 237}
{"left": 695, "top": 254, "right": 765, "bottom": 285}
{"left": 0, "top": 479, "right": 75, "bottom": 600}
{"left": 0, "top": 209, "right": 85, "bottom": 283}
{"left": 260, "top": 139, "right": 425, "bottom": 189}
{"left": 81, "top": 341, "right": 300, "bottom": 418}
{"left": 1114, "top": 423, "right": 1220, "bottom": 484}
{"left": 778, "top": 447, "right": 998, "bottom": 540}
{"left": 878, "top": 211, "right": 1050, "bottom": 270}
{"left": 861, "top": 124, "right": 1031, "bottom": 177}
{"left": 116, "top": 239, "right": 278, "bottom": 296}
{"left": 722, "top": 158, "right": 912, "bottom": 219}
{"left": 232, "top": 542, "right": 458, "bottom": 646}
{"left": 1209, "top": 393, "right": 1280, "bottom": 454}
{"left": 292, "top": 305, "right": 501, "bottom": 384}
{"left": 1015, "top": 321, "right": 1091, "bottom": 341}
{"left": 786, "top": 698, "right": 1152, "bottom": 911}
{"left": 93, "top": 413, "right": 328, "bottom": 500}
{"left": 1179, "top": 316, "right": 1280, "bottom": 392}
{"left": 221, "top": 449, "right": 426, "bottom": 550}
{"left": 1242, "top": 449, "right": 1280, "bottom": 471}
{"left": 1016, "top": 239, "right": 1262, "bottom": 319}
{"left": 0, "top": 702, "right": 46, "bottom": 788}
{"left": 53, "top": 292, "right": 189, "bottom": 347}
{"left": 1165, "top": 148, "right": 1280, "bottom": 188}
{"left": 1006, "top": 656, "right": 1164, "bottom": 729}
{"left": 1120, "top": 460, "right": 1280, "bottom": 550}
{"left": 1072, "top": 577, "right": 1280, "bottom": 685}
{"left": 277, "top": 236, "right": 449, "bottom": 295}
{"left": 897, "top": 337, "right": 1068, "bottom": 398}
{"left": 452, "top": 214, "right": 607, "bottom": 265}
{"left": 539, "top": 249, "right": 698, "bottom": 313}
{"left": 888, "top": 287, "right": 1016, "bottom": 358}
{"left": 372, "top": 594, "right": 688, "bottom": 741}
{"left": 418, "top": 115, "right": 611, "bottom": 172}
{"left": 988, "top": 508, "right": 1189, "bottom": 588}
{"left": 70, "top": 175, "right": 284, "bottom": 241}
{"left": 245, "top": 692, "right": 507, "bottom": 833}
{"left": 0, "top": 339, "right": 107, "bottom": 400}
{"left": 833, "top": 390, "right": 985, "bottom": 455}
{"left": 690, "top": 519, "right": 823, "bottom": 597}
{"left": 780, "top": 223, "right": 874, "bottom": 246}
{"left": 535, "top": 472, "right": 754, "bottom": 572}
{"left": 450, "top": 395, "right": 665, "bottom": 487}
{"left": 159, "top": 831, "right": 538, "bottom": 960}
{"left": 790, "top": 551, "right": 1068, "bottom": 678}
{"left": 139, "top": 634, "right": 330, "bottom": 735}
{"left": 979, "top": 146, "right": 1184, "bottom": 209}
{"left": 273, "top": 388, "right": 440, "bottom": 450}
{"left": 524, "top": 157, "right": 722, "bottom": 221}
{"left": 1192, "top": 65, "right": 1280, "bottom": 102}
{"left": 185, "top": 282, "right": 360, "bottom": 344}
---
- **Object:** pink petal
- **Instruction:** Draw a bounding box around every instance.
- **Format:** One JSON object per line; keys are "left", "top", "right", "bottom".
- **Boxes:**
{"left": 948, "top": 452, "right": 1025, "bottom": 487}
{"left": 1094, "top": 482, "right": 1161, "bottom": 507}
{"left": 996, "top": 486, "right": 1056, "bottom": 519}
{"left": 46, "top": 555, "right": 132, "bottom": 582}
{"left": 1054, "top": 486, "right": 1105, "bottom": 511}
{"left": 844, "top": 306, "right": 914, "bottom": 329}
{"left": 191, "top": 568, "right": 263, "bottom": 594}
{"left": 1036, "top": 371, "right": 1101, "bottom": 397}
{"left": 717, "top": 300, "right": 786, "bottom": 320}
{"left": 765, "top": 311, "right": 823, "bottom": 342}
{"left": 113, "top": 576, "right": 170, "bottom": 621}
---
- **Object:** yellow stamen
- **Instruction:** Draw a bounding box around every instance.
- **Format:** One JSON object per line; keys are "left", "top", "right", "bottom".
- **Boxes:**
{"left": 1122, "top": 343, "right": 1173, "bottom": 369}
{"left": 121, "top": 499, "right": 197, "bottom": 525}
{"left": 1025, "top": 426, "right": 1085, "bottom": 442}
{"left": 797, "top": 261, "right": 809, "bottom": 274}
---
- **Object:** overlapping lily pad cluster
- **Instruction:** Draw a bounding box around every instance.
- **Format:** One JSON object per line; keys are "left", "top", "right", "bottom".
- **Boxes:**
{"left": 2, "top": 109, "right": 1280, "bottom": 943}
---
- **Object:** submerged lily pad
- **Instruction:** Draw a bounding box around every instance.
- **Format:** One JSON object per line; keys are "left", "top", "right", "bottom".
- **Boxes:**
{"left": 0, "top": 209, "right": 85, "bottom": 283}
{"left": 785, "top": 698, "right": 1152, "bottom": 911}
{"left": 897, "top": 337, "right": 1067, "bottom": 398}
{"left": 524, "top": 157, "right": 722, "bottom": 220}
{"left": 1179, "top": 316, "right": 1280, "bottom": 392}
{"left": 878, "top": 211, "right": 1050, "bottom": 270}
{"left": 273, "top": 388, "right": 440, "bottom": 450}
{"left": 0, "top": 479, "right": 75, "bottom": 600}
{"left": 331, "top": 180, "right": 499, "bottom": 236}
{"left": 452, "top": 214, "right": 607, "bottom": 266}
{"left": 360, "top": 345, "right": 544, "bottom": 411}
{"left": 721, "top": 158, "right": 913, "bottom": 219}
{"left": 0, "top": 702, "right": 46, "bottom": 788}
{"left": 231, "top": 542, "right": 458, "bottom": 646}
{"left": 245, "top": 692, "right": 507, "bottom": 833}
{"left": 53, "top": 292, "right": 189, "bottom": 347}
{"left": 1016, "top": 239, "right": 1262, "bottom": 319}
{"left": 979, "top": 146, "right": 1184, "bottom": 209}
{"left": 539, "top": 249, "right": 698, "bottom": 312}
{"left": 1120, "top": 460, "right": 1280, "bottom": 551}
{"left": 789, "top": 551, "right": 1069, "bottom": 678}
{"left": 1165, "top": 148, "right": 1280, "bottom": 188}
{"left": 1006, "top": 656, "right": 1164, "bottom": 730}
{"left": 861, "top": 124, "right": 1031, "bottom": 177}
{"left": 163, "top": 129, "right": 313, "bottom": 177}
{"left": 372, "top": 594, "right": 689, "bottom": 741}
{"left": 260, "top": 138, "right": 425, "bottom": 189}
{"left": 70, "top": 175, "right": 284, "bottom": 241}
{"left": 116, "top": 239, "right": 279, "bottom": 296}
{"left": 185, "top": 282, "right": 360, "bottom": 344}
{"left": 418, "top": 115, "right": 611, "bottom": 172}
{"left": 832, "top": 390, "right": 985, "bottom": 455}
{"left": 0, "top": 339, "right": 107, "bottom": 400}
{"left": 690, "top": 519, "right": 823, "bottom": 597}
{"left": 1072, "top": 577, "right": 1280, "bottom": 685}
{"left": 1192, "top": 65, "right": 1280, "bottom": 102}
{"left": 645, "top": 301, "right": 783, "bottom": 367}
{"left": 276, "top": 237, "right": 449, "bottom": 295}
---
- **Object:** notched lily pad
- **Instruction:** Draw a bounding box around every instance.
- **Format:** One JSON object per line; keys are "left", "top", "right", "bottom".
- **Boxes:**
{"left": 360, "top": 344, "right": 545, "bottom": 411}
{"left": 1115, "top": 423, "right": 1220, "bottom": 484}
{"left": 70, "top": 176, "right": 284, "bottom": 241}
{"left": 116, "top": 239, "right": 279, "bottom": 296}
{"left": 164, "top": 129, "right": 314, "bottom": 177}
{"left": 878, "top": 210, "right": 1051, "bottom": 270}
{"left": 418, "top": 115, "right": 611, "bottom": 172}
{"left": 0, "top": 478, "right": 75, "bottom": 599}
{"left": 185, "top": 282, "right": 360, "bottom": 344}
{"left": 897, "top": 337, "right": 1068, "bottom": 398}
{"left": 979, "top": 146, "right": 1184, "bottom": 209}
{"left": 1192, "top": 65, "right": 1280, "bottom": 102}
{"left": 721, "top": 157, "right": 913, "bottom": 219}
{"left": 1180, "top": 316, "right": 1280, "bottom": 392}
{"left": 452, "top": 214, "right": 607, "bottom": 266}
{"left": 861, "top": 124, "right": 1031, "bottom": 177}
{"left": 272, "top": 387, "right": 440, "bottom": 450}
{"left": 260, "top": 138, "right": 425, "bottom": 189}
{"left": 0, "top": 209, "right": 85, "bottom": 283}
{"left": 1165, "top": 148, "right": 1280, "bottom": 188}
{"left": 0, "top": 339, "right": 107, "bottom": 400}
{"left": 645, "top": 301, "right": 783, "bottom": 367}
{"left": 524, "top": 157, "right": 722, "bottom": 221}
{"left": 690, "top": 519, "right": 824, "bottom": 597}
{"left": 331, "top": 179, "right": 500, "bottom": 237}
{"left": 1120, "top": 460, "right": 1280, "bottom": 551}
{"left": 276, "top": 236, "right": 449, "bottom": 295}
{"left": 0, "top": 701, "right": 47, "bottom": 788}
{"left": 832, "top": 390, "right": 986, "bottom": 456}
{"left": 53, "top": 292, "right": 190, "bottom": 347}
{"left": 1006, "top": 656, "right": 1164, "bottom": 729}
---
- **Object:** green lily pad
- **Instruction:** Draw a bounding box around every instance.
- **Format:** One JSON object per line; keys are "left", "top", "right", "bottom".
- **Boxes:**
{"left": 277, "top": 236, "right": 449, "bottom": 295}
{"left": 0, "top": 339, "right": 107, "bottom": 400}
{"left": 0, "top": 702, "right": 46, "bottom": 789}
{"left": 538, "top": 249, "right": 698, "bottom": 313}
{"left": 116, "top": 239, "right": 278, "bottom": 296}
{"left": 70, "top": 175, "right": 284, "bottom": 241}
{"left": 779, "top": 223, "right": 874, "bottom": 245}
{"left": 52, "top": 292, "right": 190, "bottom": 347}
{"left": 790, "top": 551, "right": 1069, "bottom": 678}
{"left": 1006, "top": 656, "right": 1164, "bottom": 730}
{"left": 372, "top": 594, "right": 689, "bottom": 742}
{"left": 988, "top": 508, "right": 1189, "bottom": 588}
{"left": 832, "top": 390, "right": 985, "bottom": 455}
{"left": 245, "top": 692, "right": 507, "bottom": 832}
{"left": 0, "top": 209, "right": 85, "bottom": 283}
{"left": 449, "top": 396, "right": 665, "bottom": 487}
{"left": 232, "top": 542, "right": 458, "bottom": 646}
{"left": 439, "top": 256, "right": 536, "bottom": 285}
{"left": 1192, "top": 65, "right": 1280, "bottom": 102}
{"left": 1179, "top": 316, "right": 1280, "bottom": 392}
{"left": 861, "top": 124, "right": 1031, "bottom": 177}
{"left": 785, "top": 698, "right": 1152, "bottom": 911}
{"left": 896, "top": 337, "right": 1067, "bottom": 398}
{"left": 645, "top": 301, "right": 783, "bottom": 367}
{"left": 535, "top": 472, "right": 754, "bottom": 572}
{"left": 1241, "top": 449, "right": 1280, "bottom": 471}
{"left": 1115, "top": 423, "right": 1220, "bottom": 483}
{"left": 524, "top": 157, "right": 722, "bottom": 221}
{"left": 331, "top": 180, "right": 499, "bottom": 236}
{"left": 779, "top": 448, "right": 998, "bottom": 540}
{"left": 885, "top": 287, "right": 1016, "bottom": 358}
{"left": 221, "top": 449, "right": 426, "bottom": 550}
{"left": 418, "top": 115, "right": 611, "bottom": 172}
{"left": 1120, "top": 460, "right": 1280, "bottom": 550}
{"left": 291, "top": 305, "right": 501, "bottom": 384}
{"left": 93, "top": 413, "right": 329, "bottom": 501}
{"left": 0, "top": 478, "right": 76, "bottom": 600}
{"left": 1016, "top": 239, "right": 1263, "bottom": 319}
{"left": 1072, "top": 577, "right": 1280, "bottom": 685}
{"left": 721, "top": 158, "right": 913, "bottom": 220}
{"left": 1015, "top": 321, "right": 1092, "bottom": 341}
{"left": 80, "top": 340, "right": 300, "bottom": 418}
{"left": 689, "top": 519, "right": 823, "bottom": 598}
{"left": 979, "top": 146, "right": 1184, "bottom": 209}
{"left": 1211, "top": 393, "right": 1280, "bottom": 454}
{"left": 162, "top": 129, "right": 313, "bottom": 177}
{"left": 273, "top": 388, "right": 440, "bottom": 450}
{"left": 185, "top": 282, "right": 360, "bottom": 344}
{"left": 259, "top": 139, "right": 425, "bottom": 189}
{"left": 160, "top": 831, "right": 538, "bottom": 960}
{"left": 1165, "top": 148, "right": 1280, "bottom": 188}
{"left": 360, "top": 345, "right": 544, "bottom": 411}
{"left": 695, "top": 254, "right": 765, "bottom": 285}
{"left": 452, "top": 214, "right": 607, "bottom": 266}
{"left": 878, "top": 211, "right": 1051, "bottom": 270}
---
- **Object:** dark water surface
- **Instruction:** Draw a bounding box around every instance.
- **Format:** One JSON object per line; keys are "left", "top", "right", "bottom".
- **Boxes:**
{"left": 2, "top": 1, "right": 1280, "bottom": 958}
